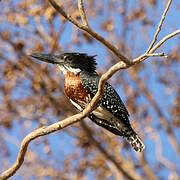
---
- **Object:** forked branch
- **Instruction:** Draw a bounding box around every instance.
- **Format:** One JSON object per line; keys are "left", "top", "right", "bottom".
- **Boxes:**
{"left": 0, "top": 0, "right": 180, "bottom": 179}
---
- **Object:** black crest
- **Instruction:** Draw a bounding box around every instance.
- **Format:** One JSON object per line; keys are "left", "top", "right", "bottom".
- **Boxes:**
{"left": 57, "top": 52, "right": 97, "bottom": 73}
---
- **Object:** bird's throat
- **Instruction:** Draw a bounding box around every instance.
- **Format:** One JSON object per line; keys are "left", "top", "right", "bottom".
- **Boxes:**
{"left": 58, "top": 65, "right": 81, "bottom": 75}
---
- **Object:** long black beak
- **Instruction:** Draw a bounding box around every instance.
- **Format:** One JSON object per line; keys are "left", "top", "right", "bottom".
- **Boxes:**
{"left": 30, "top": 53, "right": 61, "bottom": 64}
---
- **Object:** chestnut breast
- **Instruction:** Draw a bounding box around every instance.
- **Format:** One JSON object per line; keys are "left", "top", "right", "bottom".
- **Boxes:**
{"left": 64, "top": 72, "right": 89, "bottom": 103}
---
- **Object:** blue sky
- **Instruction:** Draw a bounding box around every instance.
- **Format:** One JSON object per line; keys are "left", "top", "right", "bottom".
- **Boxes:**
{"left": 0, "top": 0, "right": 180, "bottom": 179}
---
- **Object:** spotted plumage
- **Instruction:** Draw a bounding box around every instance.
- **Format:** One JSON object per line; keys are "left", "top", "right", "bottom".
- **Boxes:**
{"left": 31, "top": 52, "right": 145, "bottom": 152}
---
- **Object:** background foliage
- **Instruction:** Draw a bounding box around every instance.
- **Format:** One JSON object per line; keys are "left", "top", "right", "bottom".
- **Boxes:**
{"left": 0, "top": 0, "right": 179, "bottom": 179}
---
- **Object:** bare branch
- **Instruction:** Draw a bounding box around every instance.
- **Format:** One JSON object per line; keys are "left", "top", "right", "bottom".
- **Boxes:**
{"left": 149, "top": 29, "right": 180, "bottom": 54}
{"left": 78, "top": 0, "right": 88, "bottom": 26}
{"left": 48, "top": 0, "right": 80, "bottom": 27}
{"left": 146, "top": 0, "right": 172, "bottom": 53}
{"left": 132, "top": 29, "right": 180, "bottom": 65}
{"left": 1, "top": 1, "right": 179, "bottom": 179}
{"left": 48, "top": 0, "right": 180, "bottom": 69}
{"left": 0, "top": 54, "right": 130, "bottom": 179}
{"left": 0, "top": 114, "right": 82, "bottom": 179}
{"left": 48, "top": 0, "right": 131, "bottom": 65}
{"left": 0, "top": 46, "right": 151, "bottom": 178}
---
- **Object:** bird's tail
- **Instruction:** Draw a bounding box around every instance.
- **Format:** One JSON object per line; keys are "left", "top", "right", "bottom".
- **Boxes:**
{"left": 89, "top": 114, "right": 145, "bottom": 152}
{"left": 125, "top": 129, "right": 145, "bottom": 152}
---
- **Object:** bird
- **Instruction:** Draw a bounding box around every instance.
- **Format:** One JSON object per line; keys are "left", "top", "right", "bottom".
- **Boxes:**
{"left": 30, "top": 52, "right": 145, "bottom": 152}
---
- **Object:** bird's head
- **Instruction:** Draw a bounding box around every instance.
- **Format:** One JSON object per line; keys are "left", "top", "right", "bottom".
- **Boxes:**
{"left": 30, "top": 52, "right": 97, "bottom": 75}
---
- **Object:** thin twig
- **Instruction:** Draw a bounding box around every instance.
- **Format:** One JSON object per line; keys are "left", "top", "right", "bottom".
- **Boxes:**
{"left": 149, "top": 29, "right": 180, "bottom": 53}
{"left": 132, "top": 29, "right": 180, "bottom": 65}
{"left": 78, "top": 0, "right": 88, "bottom": 26}
{"left": 146, "top": 0, "right": 172, "bottom": 53}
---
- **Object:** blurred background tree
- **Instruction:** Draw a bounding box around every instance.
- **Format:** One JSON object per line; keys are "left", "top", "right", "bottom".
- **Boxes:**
{"left": 0, "top": 0, "right": 179, "bottom": 179}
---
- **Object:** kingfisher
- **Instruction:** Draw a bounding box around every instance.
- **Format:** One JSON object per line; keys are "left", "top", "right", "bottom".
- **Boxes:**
{"left": 31, "top": 52, "right": 145, "bottom": 152}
